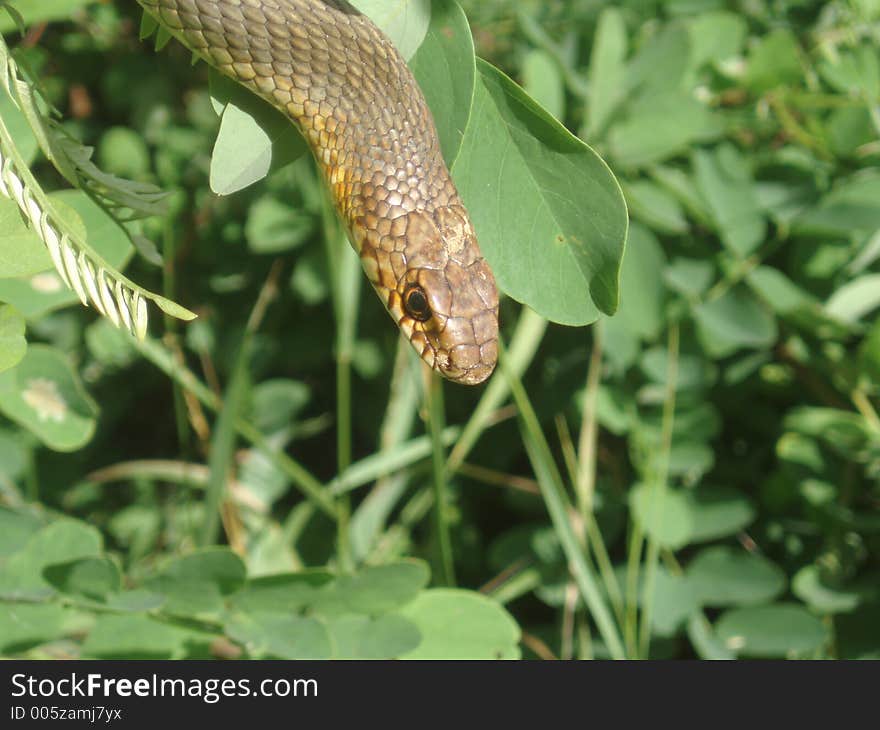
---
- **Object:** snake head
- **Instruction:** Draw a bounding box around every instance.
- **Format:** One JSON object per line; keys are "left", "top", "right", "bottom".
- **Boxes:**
{"left": 358, "top": 206, "right": 499, "bottom": 385}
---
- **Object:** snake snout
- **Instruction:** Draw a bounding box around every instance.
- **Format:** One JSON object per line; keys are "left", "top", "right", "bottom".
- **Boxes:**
{"left": 419, "top": 260, "right": 499, "bottom": 385}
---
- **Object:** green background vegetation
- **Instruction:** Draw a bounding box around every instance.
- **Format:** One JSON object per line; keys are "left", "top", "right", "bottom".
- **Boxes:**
{"left": 0, "top": 0, "right": 879, "bottom": 659}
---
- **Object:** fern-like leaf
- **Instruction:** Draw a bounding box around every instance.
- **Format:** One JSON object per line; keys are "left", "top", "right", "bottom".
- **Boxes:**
{"left": 0, "top": 29, "right": 196, "bottom": 338}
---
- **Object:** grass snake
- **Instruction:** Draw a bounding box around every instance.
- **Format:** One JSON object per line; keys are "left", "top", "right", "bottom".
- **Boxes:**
{"left": 138, "top": 0, "right": 500, "bottom": 385}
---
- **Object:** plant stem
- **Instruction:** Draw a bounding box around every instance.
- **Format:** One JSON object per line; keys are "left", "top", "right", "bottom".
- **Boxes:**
{"left": 134, "top": 336, "right": 337, "bottom": 518}
{"left": 161, "top": 214, "right": 192, "bottom": 456}
{"left": 200, "top": 261, "right": 283, "bottom": 546}
{"left": 502, "top": 342, "right": 625, "bottom": 660}
{"left": 322, "top": 181, "right": 361, "bottom": 570}
{"left": 638, "top": 322, "right": 679, "bottom": 659}
{"left": 426, "top": 368, "right": 455, "bottom": 586}
{"left": 576, "top": 320, "right": 603, "bottom": 518}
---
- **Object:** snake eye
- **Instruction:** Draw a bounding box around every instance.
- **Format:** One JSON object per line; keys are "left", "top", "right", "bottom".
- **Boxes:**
{"left": 404, "top": 285, "right": 432, "bottom": 322}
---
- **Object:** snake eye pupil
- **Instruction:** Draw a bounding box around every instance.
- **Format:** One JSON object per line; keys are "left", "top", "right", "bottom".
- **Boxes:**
{"left": 405, "top": 287, "right": 431, "bottom": 322}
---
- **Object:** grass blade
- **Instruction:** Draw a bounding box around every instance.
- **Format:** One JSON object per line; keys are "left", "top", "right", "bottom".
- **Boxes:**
{"left": 501, "top": 343, "right": 626, "bottom": 660}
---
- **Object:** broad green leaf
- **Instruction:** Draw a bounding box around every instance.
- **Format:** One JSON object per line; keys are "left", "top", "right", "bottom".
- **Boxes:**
{"left": 0, "top": 345, "right": 98, "bottom": 452}
{"left": 43, "top": 556, "right": 121, "bottom": 602}
{"left": 0, "top": 89, "right": 38, "bottom": 164}
{"left": 644, "top": 568, "right": 700, "bottom": 637}
{"left": 209, "top": 74, "right": 307, "bottom": 197}
{"left": 52, "top": 189, "right": 133, "bottom": 265}
{"left": 145, "top": 548, "right": 247, "bottom": 618}
{"left": 649, "top": 164, "right": 713, "bottom": 224}
{"left": 0, "top": 518, "right": 102, "bottom": 600}
{"left": 325, "top": 614, "right": 422, "bottom": 659}
{"left": 399, "top": 589, "right": 520, "bottom": 659}
{"left": 666, "top": 440, "right": 714, "bottom": 479}
{"left": 229, "top": 571, "right": 334, "bottom": 614}
{"left": 693, "top": 143, "right": 766, "bottom": 256}
{"left": 686, "top": 486, "right": 755, "bottom": 543}
{"left": 410, "top": 0, "right": 476, "bottom": 166}
{"left": 0, "top": 272, "right": 77, "bottom": 319}
{"left": 664, "top": 258, "right": 714, "bottom": 297}
{"left": 744, "top": 29, "right": 803, "bottom": 94}
{"left": 0, "top": 603, "right": 81, "bottom": 653}
{"left": 623, "top": 180, "right": 688, "bottom": 235}
{"left": 687, "top": 546, "right": 786, "bottom": 607}
{"left": 687, "top": 612, "right": 735, "bottom": 660}
{"left": 0, "top": 303, "right": 25, "bottom": 373}
{"left": 0, "top": 192, "right": 85, "bottom": 279}
{"left": 522, "top": 49, "right": 565, "bottom": 121}
{"left": 248, "top": 378, "right": 311, "bottom": 434}
{"left": 694, "top": 286, "right": 778, "bottom": 357}
{"left": 629, "top": 483, "right": 694, "bottom": 550}
{"left": 0, "top": 506, "right": 42, "bottom": 557}
{"left": 640, "top": 347, "right": 713, "bottom": 391}
{"left": 826, "top": 274, "right": 880, "bottom": 324}
{"left": 792, "top": 566, "right": 877, "bottom": 614}
{"left": 626, "top": 22, "right": 692, "bottom": 95}
{"left": 224, "top": 613, "right": 332, "bottom": 659}
{"left": 240, "top": 524, "right": 299, "bottom": 577}
{"left": 715, "top": 604, "right": 827, "bottom": 657}
{"left": 609, "top": 92, "right": 720, "bottom": 167}
{"left": 82, "top": 614, "right": 216, "bottom": 660}
{"left": 607, "top": 223, "right": 667, "bottom": 340}
{"left": 312, "top": 560, "right": 429, "bottom": 616}
{"left": 586, "top": 7, "right": 628, "bottom": 137}
{"left": 687, "top": 12, "right": 747, "bottom": 69}
{"left": 85, "top": 319, "right": 137, "bottom": 369}
{"left": 97, "top": 126, "right": 151, "bottom": 180}
{"left": 204, "top": 0, "right": 431, "bottom": 196}
{"left": 603, "top": 315, "right": 640, "bottom": 373}
{"left": 784, "top": 407, "right": 873, "bottom": 457}
{"left": 245, "top": 196, "right": 315, "bottom": 254}
{"left": 793, "top": 170, "right": 880, "bottom": 237}
{"left": 0, "top": 0, "right": 94, "bottom": 32}
{"left": 746, "top": 266, "right": 816, "bottom": 314}
{"left": 0, "top": 189, "right": 135, "bottom": 320}
{"left": 104, "top": 590, "right": 166, "bottom": 613}
{"left": 453, "top": 60, "right": 628, "bottom": 324}
{"left": 827, "top": 107, "right": 877, "bottom": 158}
{"left": 818, "top": 44, "right": 879, "bottom": 100}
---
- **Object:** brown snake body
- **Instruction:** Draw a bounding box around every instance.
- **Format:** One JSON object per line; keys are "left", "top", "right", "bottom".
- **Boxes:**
{"left": 138, "top": 0, "right": 499, "bottom": 384}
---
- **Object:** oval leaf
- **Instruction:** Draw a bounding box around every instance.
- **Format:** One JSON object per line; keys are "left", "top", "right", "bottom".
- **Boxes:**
{"left": 453, "top": 60, "right": 627, "bottom": 325}
{"left": 715, "top": 604, "right": 827, "bottom": 658}
{"left": 0, "top": 344, "right": 98, "bottom": 452}
{"left": 410, "top": 0, "right": 475, "bottom": 166}
{"left": 0, "top": 304, "right": 26, "bottom": 373}
{"left": 399, "top": 589, "right": 521, "bottom": 659}
{"left": 687, "top": 546, "right": 786, "bottom": 607}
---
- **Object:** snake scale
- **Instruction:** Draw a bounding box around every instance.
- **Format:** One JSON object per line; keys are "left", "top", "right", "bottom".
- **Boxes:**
{"left": 138, "top": 0, "right": 500, "bottom": 385}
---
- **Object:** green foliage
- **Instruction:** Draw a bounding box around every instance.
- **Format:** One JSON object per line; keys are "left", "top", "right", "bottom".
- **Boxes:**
{"left": 0, "top": 0, "right": 879, "bottom": 661}
{"left": 0, "top": 510, "right": 518, "bottom": 659}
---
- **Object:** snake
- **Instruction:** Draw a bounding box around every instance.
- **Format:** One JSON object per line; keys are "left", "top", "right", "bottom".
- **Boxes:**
{"left": 137, "top": 0, "right": 500, "bottom": 385}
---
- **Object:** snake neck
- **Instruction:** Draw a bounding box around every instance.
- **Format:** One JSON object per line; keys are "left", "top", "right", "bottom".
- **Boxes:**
{"left": 139, "top": 0, "right": 500, "bottom": 384}
{"left": 141, "top": 0, "right": 458, "bottom": 217}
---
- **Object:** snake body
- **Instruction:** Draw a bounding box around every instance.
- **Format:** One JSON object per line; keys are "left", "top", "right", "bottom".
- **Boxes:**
{"left": 139, "top": 0, "right": 499, "bottom": 384}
